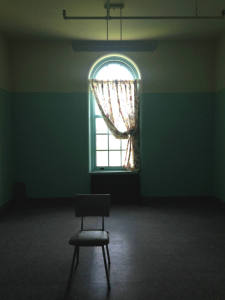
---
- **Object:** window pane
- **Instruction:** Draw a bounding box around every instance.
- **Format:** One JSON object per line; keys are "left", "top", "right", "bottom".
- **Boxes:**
{"left": 109, "top": 151, "right": 121, "bottom": 166}
{"left": 96, "top": 151, "right": 108, "bottom": 166}
{"left": 95, "top": 101, "right": 101, "bottom": 115}
{"left": 109, "top": 135, "right": 121, "bottom": 150}
{"left": 96, "top": 135, "right": 108, "bottom": 150}
{"left": 122, "top": 139, "right": 128, "bottom": 150}
{"left": 96, "top": 118, "right": 108, "bottom": 134}
{"left": 95, "top": 63, "right": 134, "bottom": 80}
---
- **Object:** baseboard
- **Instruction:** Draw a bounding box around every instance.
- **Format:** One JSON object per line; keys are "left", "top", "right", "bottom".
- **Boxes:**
{"left": 0, "top": 200, "right": 11, "bottom": 216}
{"left": 140, "top": 196, "right": 222, "bottom": 207}
{"left": 215, "top": 197, "right": 225, "bottom": 208}
{"left": 27, "top": 197, "right": 74, "bottom": 208}
{"left": 8, "top": 195, "right": 224, "bottom": 209}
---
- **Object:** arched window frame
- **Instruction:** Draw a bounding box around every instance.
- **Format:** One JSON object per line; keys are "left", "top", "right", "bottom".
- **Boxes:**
{"left": 89, "top": 54, "right": 141, "bottom": 172}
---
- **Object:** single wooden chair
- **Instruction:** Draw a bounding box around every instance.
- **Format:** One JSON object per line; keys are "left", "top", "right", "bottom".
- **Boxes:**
{"left": 68, "top": 194, "right": 111, "bottom": 289}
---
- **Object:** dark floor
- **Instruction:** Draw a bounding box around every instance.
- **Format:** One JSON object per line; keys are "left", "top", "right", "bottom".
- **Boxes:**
{"left": 0, "top": 202, "right": 225, "bottom": 300}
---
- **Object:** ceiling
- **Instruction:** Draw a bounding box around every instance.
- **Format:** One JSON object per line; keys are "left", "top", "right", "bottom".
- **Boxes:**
{"left": 0, "top": 0, "right": 225, "bottom": 40}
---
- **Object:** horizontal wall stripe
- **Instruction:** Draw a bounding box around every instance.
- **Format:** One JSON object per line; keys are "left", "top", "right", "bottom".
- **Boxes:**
{"left": 142, "top": 91, "right": 215, "bottom": 97}
{"left": 12, "top": 90, "right": 216, "bottom": 96}
{"left": 216, "top": 87, "right": 225, "bottom": 94}
{"left": 0, "top": 88, "right": 10, "bottom": 95}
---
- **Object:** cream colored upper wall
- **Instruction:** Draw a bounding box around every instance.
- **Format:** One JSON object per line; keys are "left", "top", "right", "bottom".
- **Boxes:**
{"left": 216, "top": 35, "right": 225, "bottom": 91}
{"left": 0, "top": 34, "right": 10, "bottom": 90}
{"left": 134, "top": 40, "right": 215, "bottom": 93}
{"left": 10, "top": 39, "right": 215, "bottom": 93}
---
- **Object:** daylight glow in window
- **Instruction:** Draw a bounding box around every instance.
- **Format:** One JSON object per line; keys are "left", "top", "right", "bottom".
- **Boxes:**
{"left": 95, "top": 63, "right": 134, "bottom": 80}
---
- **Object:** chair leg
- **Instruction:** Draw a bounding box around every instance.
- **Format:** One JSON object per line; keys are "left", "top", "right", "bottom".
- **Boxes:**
{"left": 102, "top": 246, "right": 111, "bottom": 290}
{"left": 74, "top": 246, "right": 80, "bottom": 270}
{"left": 69, "top": 246, "right": 78, "bottom": 280}
{"left": 65, "top": 246, "right": 79, "bottom": 297}
{"left": 106, "top": 244, "right": 111, "bottom": 267}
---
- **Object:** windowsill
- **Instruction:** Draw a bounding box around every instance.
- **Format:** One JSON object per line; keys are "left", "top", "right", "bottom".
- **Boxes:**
{"left": 89, "top": 170, "right": 139, "bottom": 174}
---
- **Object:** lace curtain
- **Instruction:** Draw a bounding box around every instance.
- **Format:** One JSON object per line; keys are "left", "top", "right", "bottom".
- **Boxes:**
{"left": 90, "top": 79, "right": 140, "bottom": 171}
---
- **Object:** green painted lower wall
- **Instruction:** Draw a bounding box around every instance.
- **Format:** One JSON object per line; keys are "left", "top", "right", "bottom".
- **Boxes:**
{"left": 141, "top": 92, "right": 213, "bottom": 197}
{"left": 0, "top": 89, "right": 13, "bottom": 207}
{"left": 12, "top": 91, "right": 213, "bottom": 198}
{"left": 13, "top": 92, "right": 90, "bottom": 198}
{"left": 213, "top": 88, "right": 225, "bottom": 202}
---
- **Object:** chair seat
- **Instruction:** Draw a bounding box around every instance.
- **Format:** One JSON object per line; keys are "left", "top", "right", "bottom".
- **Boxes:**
{"left": 69, "top": 230, "right": 109, "bottom": 246}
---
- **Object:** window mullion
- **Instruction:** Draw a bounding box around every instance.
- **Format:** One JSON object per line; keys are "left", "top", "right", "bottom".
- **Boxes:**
{"left": 108, "top": 132, "right": 109, "bottom": 167}
{"left": 120, "top": 139, "right": 122, "bottom": 166}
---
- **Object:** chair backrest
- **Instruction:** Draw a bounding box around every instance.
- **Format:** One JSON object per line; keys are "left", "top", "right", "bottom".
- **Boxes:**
{"left": 75, "top": 194, "right": 110, "bottom": 217}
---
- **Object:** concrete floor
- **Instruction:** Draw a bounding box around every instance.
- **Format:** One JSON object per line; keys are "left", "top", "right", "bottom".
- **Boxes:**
{"left": 0, "top": 203, "right": 225, "bottom": 300}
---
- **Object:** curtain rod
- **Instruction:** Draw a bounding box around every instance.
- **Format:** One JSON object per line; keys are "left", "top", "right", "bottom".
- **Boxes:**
{"left": 63, "top": 9, "right": 225, "bottom": 21}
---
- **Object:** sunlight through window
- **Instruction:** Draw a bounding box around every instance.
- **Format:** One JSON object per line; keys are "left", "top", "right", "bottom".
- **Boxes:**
{"left": 89, "top": 56, "right": 140, "bottom": 171}
{"left": 95, "top": 63, "right": 134, "bottom": 80}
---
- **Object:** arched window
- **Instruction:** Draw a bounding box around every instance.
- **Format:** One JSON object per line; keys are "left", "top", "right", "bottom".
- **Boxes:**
{"left": 89, "top": 55, "right": 141, "bottom": 172}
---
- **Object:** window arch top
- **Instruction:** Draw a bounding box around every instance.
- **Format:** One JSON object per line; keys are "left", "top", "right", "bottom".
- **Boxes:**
{"left": 89, "top": 55, "right": 141, "bottom": 81}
